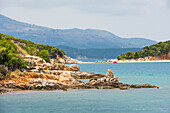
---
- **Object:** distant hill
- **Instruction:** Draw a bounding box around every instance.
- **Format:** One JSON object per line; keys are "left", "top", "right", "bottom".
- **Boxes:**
{"left": 0, "top": 14, "right": 157, "bottom": 49}
{"left": 57, "top": 45, "right": 142, "bottom": 59}
{"left": 117, "top": 40, "right": 170, "bottom": 60}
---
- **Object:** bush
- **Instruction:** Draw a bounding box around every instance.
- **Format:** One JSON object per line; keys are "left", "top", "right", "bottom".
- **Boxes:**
{"left": 38, "top": 50, "right": 50, "bottom": 62}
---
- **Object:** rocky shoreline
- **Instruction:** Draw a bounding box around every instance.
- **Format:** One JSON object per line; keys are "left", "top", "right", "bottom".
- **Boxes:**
{"left": 0, "top": 55, "right": 157, "bottom": 94}
{"left": 96, "top": 58, "right": 170, "bottom": 63}
{"left": 0, "top": 69, "right": 157, "bottom": 94}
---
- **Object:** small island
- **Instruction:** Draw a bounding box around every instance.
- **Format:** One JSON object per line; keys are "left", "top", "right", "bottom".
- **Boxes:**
{"left": 0, "top": 34, "right": 157, "bottom": 94}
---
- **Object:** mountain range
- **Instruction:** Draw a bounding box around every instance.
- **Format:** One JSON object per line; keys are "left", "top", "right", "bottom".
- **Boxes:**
{"left": 0, "top": 14, "right": 157, "bottom": 49}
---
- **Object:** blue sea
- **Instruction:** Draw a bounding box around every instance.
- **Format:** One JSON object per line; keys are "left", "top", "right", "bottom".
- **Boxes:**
{"left": 0, "top": 62, "right": 170, "bottom": 113}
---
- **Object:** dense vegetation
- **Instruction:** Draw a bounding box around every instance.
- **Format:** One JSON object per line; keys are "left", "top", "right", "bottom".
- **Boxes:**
{"left": 117, "top": 40, "right": 170, "bottom": 60}
{"left": 38, "top": 50, "right": 50, "bottom": 62}
{"left": 0, "top": 34, "right": 28, "bottom": 72}
{"left": 0, "top": 34, "right": 66, "bottom": 62}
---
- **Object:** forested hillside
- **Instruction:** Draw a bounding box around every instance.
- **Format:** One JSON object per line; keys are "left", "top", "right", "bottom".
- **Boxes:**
{"left": 0, "top": 34, "right": 28, "bottom": 71}
{"left": 0, "top": 34, "right": 66, "bottom": 60}
{"left": 0, "top": 34, "right": 66, "bottom": 71}
{"left": 117, "top": 40, "right": 170, "bottom": 60}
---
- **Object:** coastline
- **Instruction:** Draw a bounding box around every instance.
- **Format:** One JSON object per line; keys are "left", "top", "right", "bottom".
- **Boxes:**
{"left": 117, "top": 60, "right": 170, "bottom": 63}
{"left": 0, "top": 69, "right": 157, "bottom": 94}
{"left": 77, "top": 61, "right": 96, "bottom": 64}
{"left": 77, "top": 60, "right": 170, "bottom": 64}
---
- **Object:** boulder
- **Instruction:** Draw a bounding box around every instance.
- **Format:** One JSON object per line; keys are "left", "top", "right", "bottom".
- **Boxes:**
{"left": 0, "top": 65, "right": 9, "bottom": 76}
{"left": 69, "top": 65, "right": 79, "bottom": 71}
{"left": 106, "top": 69, "right": 114, "bottom": 78}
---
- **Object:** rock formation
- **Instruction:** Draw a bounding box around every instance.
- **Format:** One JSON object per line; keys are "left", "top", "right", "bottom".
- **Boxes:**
{"left": 0, "top": 55, "right": 157, "bottom": 94}
{"left": 0, "top": 72, "right": 82, "bottom": 92}
{"left": 106, "top": 69, "right": 114, "bottom": 78}
{"left": 24, "top": 55, "right": 104, "bottom": 79}
{"left": 73, "top": 70, "right": 156, "bottom": 90}
{"left": 57, "top": 55, "right": 79, "bottom": 64}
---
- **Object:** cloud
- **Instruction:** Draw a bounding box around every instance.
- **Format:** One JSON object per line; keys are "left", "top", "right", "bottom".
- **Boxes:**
{"left": 0, "top": 0, "right": 168, "bottom": 16}
{"left": 0, "top": 0, "right": 170, "bottom": 41}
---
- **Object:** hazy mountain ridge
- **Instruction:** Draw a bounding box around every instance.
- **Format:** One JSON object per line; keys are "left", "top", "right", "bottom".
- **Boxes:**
{"left": 0, "top": 14, "right": 157, "bottom": 49}
{"left": 57, "top": 45, "right": 142, "bottom": 59}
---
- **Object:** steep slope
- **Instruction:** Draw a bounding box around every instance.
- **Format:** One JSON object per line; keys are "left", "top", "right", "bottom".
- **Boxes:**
{"left": 0, "top": 14, "right": 157, "bottom": 49}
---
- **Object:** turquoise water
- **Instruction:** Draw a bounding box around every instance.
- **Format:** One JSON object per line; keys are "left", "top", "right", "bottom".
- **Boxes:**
{"left": 0, "top": 63, "right": 170, "bottom": 113}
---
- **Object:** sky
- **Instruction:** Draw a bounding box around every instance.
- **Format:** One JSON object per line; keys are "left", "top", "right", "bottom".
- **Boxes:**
{"left": 0, "top": 0, "right": 170, "bottom": 41}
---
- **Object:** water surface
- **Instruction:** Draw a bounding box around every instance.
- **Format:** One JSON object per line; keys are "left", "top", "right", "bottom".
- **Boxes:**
{"left": 0, "top": 63, "right": 170, "bottom": 113}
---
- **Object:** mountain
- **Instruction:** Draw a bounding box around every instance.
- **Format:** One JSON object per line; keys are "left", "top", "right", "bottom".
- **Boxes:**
{"left": 57, "top": 45, "right": 142, "bottom": 59}
{"left": 0, "top": 14, "right": 157, "bottom": 49}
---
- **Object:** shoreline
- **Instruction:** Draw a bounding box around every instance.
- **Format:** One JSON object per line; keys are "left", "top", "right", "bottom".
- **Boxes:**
{"left": 77, "top": 60, "right": 170, "bottom": 64}
{"left": 117, "top": 60, "right": 170, "bottom": 63}
{"left": 0, "top": 69, "right": 157, "bottom": 94}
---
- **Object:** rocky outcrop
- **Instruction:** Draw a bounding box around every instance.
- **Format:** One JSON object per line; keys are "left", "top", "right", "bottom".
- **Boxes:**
{"left": 72, "top": 70, "right": 156, "bottom": 90}
{"left": 35, "top": 70, "right": 105, "bottom": 79}
{"left": 58, "top": 55, "right": 79, "bottom": 64}
{"left": 0, "top": 69, "right": 157, "bottom": 94}
{"left": 24, "top": 55, "right": 80, "bottom": 71}
{"left": 0, "top": 65, "right": 9, "bottom": 76}
{"left": 106, "top": 69, "right": 114, "bottom": 78}
{"left": 70, "top": 71, "right": 105, "bottom": 79}
{"left": 73, "top": 77, "right": 156, "bottom": 90}
{"left": 24, "top": 55, "right": 106, "bottom": 79}
{"left": 96, "top": 59, "right": 118, "bottom": 63}
{"left": 0, "top": 72, "right": 82, "bottom": 92}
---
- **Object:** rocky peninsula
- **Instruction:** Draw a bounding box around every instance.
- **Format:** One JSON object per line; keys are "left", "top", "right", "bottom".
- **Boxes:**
{"left": 0, "top": 55, "right": 157, "bottom": 94}
{"left": 0, "top": 34, "right": 158, "bottom": 94}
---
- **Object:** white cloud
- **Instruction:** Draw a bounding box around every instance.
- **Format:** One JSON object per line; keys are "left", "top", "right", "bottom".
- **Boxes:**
{"left": 0, "top": 0, "right": 170, "bottom": 41}
{"left": 0, "top": 0, "right": 168, "bottom": 16}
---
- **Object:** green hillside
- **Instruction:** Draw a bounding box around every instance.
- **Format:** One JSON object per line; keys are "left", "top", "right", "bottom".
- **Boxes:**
{"left": 0, "top": 34, "right": 66, "bottom": 71}
{"left": 117, "top": 40, "right": 170, "bottom": 60}
{"left": 0, "top": 34, "right": 28, "bottom": 71}
{"left": 0, "top": 34, "right": 66, "bottom": 58}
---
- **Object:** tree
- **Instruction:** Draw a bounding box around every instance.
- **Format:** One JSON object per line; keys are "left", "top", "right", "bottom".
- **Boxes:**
{"left": 38, "top": 50, "right": 50, "bottom": 62}
{"left": 126, "top": 52, "right": 133, "bottom": 59}
{"left": 50, "top": 48, "right": 57, "bottom": 58}
{"left": 134, "top": 52, "right": 139, "bottom": 58}
{"left": 117, "top": 56, "right": 122, "bottom": 60}
{"left": 28, "top": 47, "right": 38, "bottom": 55}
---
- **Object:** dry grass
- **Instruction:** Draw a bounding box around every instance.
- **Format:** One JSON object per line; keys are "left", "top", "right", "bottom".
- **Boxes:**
{"left": 15, "top": 43, "right": 29, "bottom": 55}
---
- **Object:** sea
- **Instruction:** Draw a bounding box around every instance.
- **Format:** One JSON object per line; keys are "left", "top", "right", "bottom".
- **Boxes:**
{"left": 0, "top": 62, "right": 170, "bottom": 113}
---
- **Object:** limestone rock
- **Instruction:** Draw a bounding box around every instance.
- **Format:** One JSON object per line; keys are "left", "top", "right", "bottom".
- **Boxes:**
{"left": 106, "top": 69, "right": 114, "bottom": 78}
{"left": 69, "top": 65, "right": 79, "bottom": 71}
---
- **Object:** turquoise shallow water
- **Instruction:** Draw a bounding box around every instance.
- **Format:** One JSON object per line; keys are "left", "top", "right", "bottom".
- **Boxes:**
{"left": 0, "top": 62, "right": 170, "bottom": 113}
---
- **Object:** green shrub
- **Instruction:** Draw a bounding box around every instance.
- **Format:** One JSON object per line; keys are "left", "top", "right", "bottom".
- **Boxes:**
{"left": 38, "top": 50, "right": 50, "bottom": 62}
